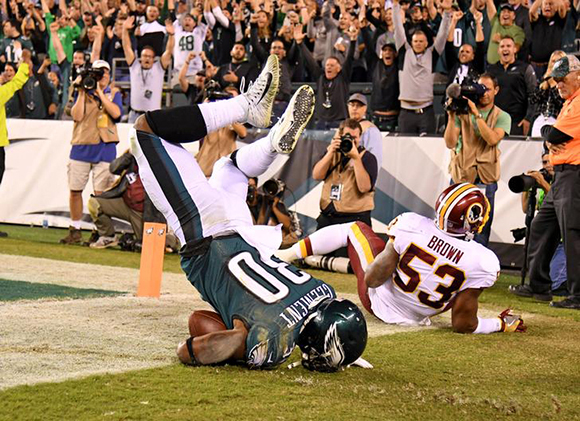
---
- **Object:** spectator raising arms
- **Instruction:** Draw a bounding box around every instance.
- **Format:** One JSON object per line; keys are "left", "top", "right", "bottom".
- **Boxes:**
{"left": 529, "top": 0, "right": 568, "bottom": 80}
{"left": 486, "top": 3, "right": 525, "bottom": 65}
{"left": 171, "top": 11, "right": 207, "bottom": 88}
{"left": 296, "top": 23, "right": 358, "bottom": 130}
{"left": 394, "top": 0, "right": 452, "bottom": 135}
{"left": 204, "top": 0, "right": 236, "bottom": 66}
{"left": 0, "top": 51, "right": 32, "bottom": 238}
{"left": 122, "top": 15, "right": 174, "bottom": 123}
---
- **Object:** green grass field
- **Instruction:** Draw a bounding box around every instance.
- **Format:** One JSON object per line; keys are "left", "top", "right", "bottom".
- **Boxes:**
{"left": 0, "top": 224, "right": 579, "bottom": 421}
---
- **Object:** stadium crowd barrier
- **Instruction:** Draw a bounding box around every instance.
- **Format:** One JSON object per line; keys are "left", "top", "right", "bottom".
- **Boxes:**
{"left": 0, "top": 119, "right": 543, "bottom": 267}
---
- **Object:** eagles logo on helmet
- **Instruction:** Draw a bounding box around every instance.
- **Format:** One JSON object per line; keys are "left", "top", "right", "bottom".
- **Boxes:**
{"left": 435, "top": 183, "right": 490, "bottom": 240}
{"left": 297, "top": 298, "right": 367, "bottom": 372}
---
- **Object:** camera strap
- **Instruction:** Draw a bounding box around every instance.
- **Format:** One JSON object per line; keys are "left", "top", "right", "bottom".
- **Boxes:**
{"left": 323, "top": 156, "right": 351, "bottom": 181}
{"left": 323, "top": 147, "right": 366, "bottom": 181}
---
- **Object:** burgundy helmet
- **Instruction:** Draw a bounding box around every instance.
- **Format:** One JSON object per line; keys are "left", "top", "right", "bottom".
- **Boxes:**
{"left": 434, "top": 183, "right": 490, "bottom": 238}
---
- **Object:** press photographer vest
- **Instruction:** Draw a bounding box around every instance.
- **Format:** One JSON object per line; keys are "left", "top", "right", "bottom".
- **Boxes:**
{"left": 71, "top": 91, "right": 120, "bottom": 145}
{"left": 320, "top": 149, "right": 375, "bottom": 214}
{"left": 449, "top": 106, "right": 502, "bottom": 185}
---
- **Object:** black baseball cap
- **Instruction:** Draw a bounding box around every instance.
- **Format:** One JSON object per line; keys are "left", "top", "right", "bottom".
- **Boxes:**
{"left": 499, "top": 3, "right": 515, "bottom": 11}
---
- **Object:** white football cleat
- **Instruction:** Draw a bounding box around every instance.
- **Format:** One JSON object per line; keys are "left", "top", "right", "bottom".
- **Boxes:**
{"left": 243, "top": 54, "right": 280, "bottom": 128}
{"left": 269, "top": 85, "right": 315, "bottom": 154}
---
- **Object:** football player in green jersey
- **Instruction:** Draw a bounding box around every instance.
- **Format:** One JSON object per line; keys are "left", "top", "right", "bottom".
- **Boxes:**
{"left": 131, "top": 55, "right": 368, "bottom": 371}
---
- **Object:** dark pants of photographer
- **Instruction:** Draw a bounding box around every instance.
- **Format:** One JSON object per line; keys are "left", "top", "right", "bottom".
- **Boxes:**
{"left": 474, "top": 182, "right": 497, "bottom": 246}
{"left": 528, "top": 166, "right": 580, "bottom": 301}
{"left": 89, "top": 196, "right": 144, "bottom": 241}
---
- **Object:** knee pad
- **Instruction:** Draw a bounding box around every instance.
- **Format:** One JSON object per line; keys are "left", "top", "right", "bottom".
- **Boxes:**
{"left": 87, "top": 197, "right": 101, "bottom": 219}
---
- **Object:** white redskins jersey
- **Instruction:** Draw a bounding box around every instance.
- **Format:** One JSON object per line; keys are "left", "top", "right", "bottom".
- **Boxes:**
{"left": 173, "top": 22, "right": 207, "bottom": 76}
{"left": 369, "top": 212, "right": 500, "bottom": 326}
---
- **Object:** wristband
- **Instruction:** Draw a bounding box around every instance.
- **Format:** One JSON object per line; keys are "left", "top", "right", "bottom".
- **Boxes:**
{"left": 473, "top": 317, "right": 502, "bottom": 334}
{"left": 185, "top": 336, "right": 202, "bottom": 366}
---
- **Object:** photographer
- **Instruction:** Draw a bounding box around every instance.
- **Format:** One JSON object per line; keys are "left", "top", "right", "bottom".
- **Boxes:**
{"left": 444, "top": 73, "right": 511, "bottom": 246}
{"left": 312, "top": 118, "right": 378, "bottom": 230}
{"left": 514, "top": 153, "right": 567, "bottom": 296}
{"left": 510, "top": 54, "right": 580, "bottom": 309}
{"left": 246, "top": 177, "right": 298, "bottom": 248}
{"left": 87, "top": 151, "right": 145, "bottom": 249}
{"left": 60, "top": 60, "right": 123, "bottom": 245}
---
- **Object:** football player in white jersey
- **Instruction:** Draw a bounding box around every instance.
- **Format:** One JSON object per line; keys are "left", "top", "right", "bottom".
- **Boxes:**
{"left": 278, "top": 183, "right": 527, "bottom": 334}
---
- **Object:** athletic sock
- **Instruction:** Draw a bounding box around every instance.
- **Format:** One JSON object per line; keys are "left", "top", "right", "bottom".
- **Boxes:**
{"left": 198, "top": 95, "right": 248, "bottom": 133}
{"left": 71, "top": 220, "right": 82, "bottom": 230}
{"left": 233, "top": 133, "right": 277, "bottom": 177}
{"left": 295, "top": 223, "right": 352, "bottom": 257}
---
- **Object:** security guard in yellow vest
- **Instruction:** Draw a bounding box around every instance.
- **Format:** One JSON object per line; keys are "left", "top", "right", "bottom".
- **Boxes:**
{"left": 312, "top": 118, "right": 378, "bottom": 231}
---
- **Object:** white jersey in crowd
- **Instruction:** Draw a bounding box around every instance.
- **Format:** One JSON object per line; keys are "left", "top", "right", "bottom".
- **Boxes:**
{"left": 173, "top": 21, "right": 207, "bottom": 77}
{"left": 129, "top": 60, "right": 165, "bottom": 112}
{"left": 369, "top": 212, "right": 500, "bottom": 326}
{"left": 139, "top": 20, "right": 166, "bottom": 35}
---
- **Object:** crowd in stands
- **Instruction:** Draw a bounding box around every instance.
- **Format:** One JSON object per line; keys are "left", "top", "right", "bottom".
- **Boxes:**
{"left": 0, "top": 0, "right": 577, "bottom": 134}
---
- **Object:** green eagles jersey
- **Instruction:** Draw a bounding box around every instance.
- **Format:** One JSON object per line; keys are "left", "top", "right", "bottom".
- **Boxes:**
{"left": 181, "top": 234, "right": 336, "bottom": 369}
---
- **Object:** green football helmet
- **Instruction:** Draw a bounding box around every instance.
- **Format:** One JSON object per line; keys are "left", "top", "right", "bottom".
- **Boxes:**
{"left": 298, "top": 298, "right": 368, "bottom": 372}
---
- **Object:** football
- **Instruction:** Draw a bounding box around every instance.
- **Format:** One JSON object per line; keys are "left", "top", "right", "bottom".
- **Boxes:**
{"left": 188, "top": 310, "right": 228, "bottom": 337}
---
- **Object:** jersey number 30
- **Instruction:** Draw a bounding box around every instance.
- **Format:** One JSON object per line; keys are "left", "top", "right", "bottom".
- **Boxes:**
{"left": 394, "top": 244, "right": 466, "bottom": 309}
{"left": 229, "top": 252, "right": 312, "bottom": 304}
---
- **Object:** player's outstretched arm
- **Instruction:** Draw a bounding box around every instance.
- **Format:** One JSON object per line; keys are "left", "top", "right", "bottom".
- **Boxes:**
{"left": 450, "top": 288, "right": 482, "bottom": 333}
{"left": 364, "top": 240, "right": 399, "bottom": 288}
{"left": 451, "top": 289, "right": 526, "bottom": 334}
{"left": 176, "top": 319, "right": 248, "bottom": 365}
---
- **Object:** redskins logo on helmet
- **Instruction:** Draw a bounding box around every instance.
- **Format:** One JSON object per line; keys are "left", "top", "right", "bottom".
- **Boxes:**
{"left": 434, "top": 183, "right": 490, "bottom": 239}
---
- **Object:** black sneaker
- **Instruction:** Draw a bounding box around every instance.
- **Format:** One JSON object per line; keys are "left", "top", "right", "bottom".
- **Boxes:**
{"left": 550, "top": 298, "right": 580, "bottom": 310}
{"left": 552, "top": 284, "right": 569, "bottom": 297}
{"left": 83, "top": 230, "right": 100, "bottom": 247}
{"left": 508, "top": 284, "right": 552, "bottom": 302}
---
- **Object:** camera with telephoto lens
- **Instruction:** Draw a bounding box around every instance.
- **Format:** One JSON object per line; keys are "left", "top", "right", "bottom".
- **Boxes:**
{"left": 508, "top": 169, "right": 552, "bottom": 193}
{"left": 445, "top": 81, "right": 488, "bottom": 115}
{"left": 339, "top": 133, "right": 354, "bottom": 154}
{"left": 263, "top": 178, "right": 286, "bottom": 198}
{"left": 204, "top": 80, "right": 233, "bottom": 101}
{"left": 75, "top": 66, "right": 105, "bottom": 90}
{"left": 246, "top": 185, "right": 257, "bottom": 203}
